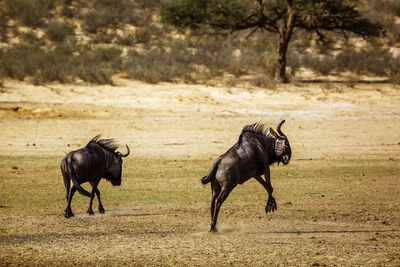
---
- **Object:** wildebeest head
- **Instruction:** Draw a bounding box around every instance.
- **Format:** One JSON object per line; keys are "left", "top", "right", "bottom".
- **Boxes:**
{"left": 270, "top": 120, "right": 291, "bottom": 165}
{"left": 105, "top": 145, "right": 130, "bottom": 186}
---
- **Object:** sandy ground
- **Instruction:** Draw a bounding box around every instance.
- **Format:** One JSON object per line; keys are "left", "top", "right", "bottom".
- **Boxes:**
{"left": 0, "top": 78, "right": 400, "bottom": 266}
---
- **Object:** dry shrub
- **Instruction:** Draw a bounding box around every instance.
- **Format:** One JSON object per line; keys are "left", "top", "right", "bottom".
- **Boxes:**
{"left": 20, "top": 31, "right": 43, "bottom": 46}
{"left": 72, "top": 46, "right": 122, "bottom": 84}
{"left": 250, "top": 74, "right": 275, "bottom": 88}
{"left": 46, "top": 21, "right": 74, "bottom": 43}
{"left": 4, "top": 0, "right": 55, "bottom": 27}
{"left": 288, "top": 43, "right": 395, "bottom": 79}
{"left": 388, "top": 57, "right": 400, "bottom": 84}
{"left": 125, "top": 45, "right": 194, "bottom": 83}
{"left": 135, "top": 28, "right": 151, "bottom": 44}
{"left": 122, "top": 34, "right": 279, "bottom": 85}
{"left": 0, "top": 44, "right": 42, "bottom": 80}
{"left": 0, "top": 44, "right": 122, "bottom": 85}
{"left": 81, "top": 0, "right": 139, "bottom": 34}
{"left": 362, "top": 0, "right": 400, "bottom": 44}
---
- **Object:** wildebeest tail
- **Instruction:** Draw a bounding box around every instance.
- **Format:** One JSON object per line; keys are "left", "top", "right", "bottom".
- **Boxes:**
{"left": 201, "top": 157, "right": 221, "bottom": 185}
{"left": 66, "top": 158, "right": 93, "bottom": 198}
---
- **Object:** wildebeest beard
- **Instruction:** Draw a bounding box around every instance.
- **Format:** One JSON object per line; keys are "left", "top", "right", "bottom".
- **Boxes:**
{"left": 239, "top": 123, "right": 287, "bottom": 166}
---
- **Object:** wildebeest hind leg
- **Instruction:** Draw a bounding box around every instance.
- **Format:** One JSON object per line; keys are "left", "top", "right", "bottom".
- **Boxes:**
{"left": 210, "top": 186, "right": 232, "bottom": 232}
{"left": 87, "top": 181, "right": 99, "bottom": 215}
{"left": 65, "top": 186, "right": 76, "bottom": 218}
{"left": 61, "top": 159, "right": 70, "bottom": 202}
{"left": 210, "top": 180, "right": 221, "bottom": 231}
{"left": 64, "top": 176, "right": 70, "bottom": 202}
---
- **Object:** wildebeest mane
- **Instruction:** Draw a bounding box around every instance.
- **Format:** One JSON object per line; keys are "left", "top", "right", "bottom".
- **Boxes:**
{"left": 238, "top": 123, "right": 275, "bottom": 145}
{"left": 89, "top": 135, "right": 118, "bottom": 153}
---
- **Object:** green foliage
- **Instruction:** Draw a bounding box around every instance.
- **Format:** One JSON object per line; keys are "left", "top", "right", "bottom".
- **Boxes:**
{"left": 361, "top": 0, "right": 400, "bottom": 45}
{"left": 161, "top": 0, "right": 247, "bottom": 29}
{"left": 161, "top": 0, "right": 381, "bottom": 37}
{"left": 161, "top": 0, "right": 382, "bottom": 82}
{"left": 293, "top": 0, "right": 382, "bottom": 36}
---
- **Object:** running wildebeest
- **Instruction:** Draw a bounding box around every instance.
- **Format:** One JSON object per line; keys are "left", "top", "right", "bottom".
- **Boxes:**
{"left": 201, "top": 120, "right": 291, "bottom": 232}
{"left": 61, "top": 136, "right": 130, "bottom": 218}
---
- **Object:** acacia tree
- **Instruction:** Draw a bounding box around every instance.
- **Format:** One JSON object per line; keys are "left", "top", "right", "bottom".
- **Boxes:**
{"left": 161, "top": 0, "right": 382, "bottom": 83}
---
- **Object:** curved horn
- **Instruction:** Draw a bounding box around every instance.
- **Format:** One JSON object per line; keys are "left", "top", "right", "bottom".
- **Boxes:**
{"left": 276, "top": 119, "right": 286, "bottom": 137}
{"left": 120, "top": 144, "right": 130, "bottom": 157}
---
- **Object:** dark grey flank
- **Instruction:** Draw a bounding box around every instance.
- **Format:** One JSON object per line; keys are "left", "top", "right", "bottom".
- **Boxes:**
{"left": 61, "top": 136, "right": 130, "bottom": 218}
{"left": 201, "top": 120, "right": 291, "bottom": 232}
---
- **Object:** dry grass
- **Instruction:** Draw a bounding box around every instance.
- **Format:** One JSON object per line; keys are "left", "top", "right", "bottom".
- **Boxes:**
{"left": 1, "top": 155, "right": 399, "bottom": 266}
{"left": 0, "top": 79, "right": 400, "bottom": 265}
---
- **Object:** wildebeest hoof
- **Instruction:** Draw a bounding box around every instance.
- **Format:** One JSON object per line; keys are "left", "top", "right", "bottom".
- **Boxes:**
{"left": 87, "top": 209, "right": 95, "bottom": 215}
{"left": 65, "top": 209, "right": 74, "bottom": 218}
{"left": 99, "top": 207, "right": 105, "bottom": 214}
{"left": 209, "top": 224, "right": 217, "bottom": 233}
{"left": 265, "top": 197, "right": 277, "bottom": 213}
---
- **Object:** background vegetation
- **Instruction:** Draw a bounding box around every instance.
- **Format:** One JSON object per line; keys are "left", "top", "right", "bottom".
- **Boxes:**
{"left": 0, "top": 0, "right": 399, "bottom": 86}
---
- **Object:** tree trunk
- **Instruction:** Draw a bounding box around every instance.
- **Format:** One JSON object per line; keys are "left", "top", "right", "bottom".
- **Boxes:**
{"left": 275, "top": 38, "right": 289, "bottom": 83}
{"left": 274, "top": 3, "right": 296, "bottom": 83}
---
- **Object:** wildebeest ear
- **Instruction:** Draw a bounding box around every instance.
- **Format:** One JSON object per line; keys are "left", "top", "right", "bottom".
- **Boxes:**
{"left": 269, "top": 128, "right": 279, "bottom": 139}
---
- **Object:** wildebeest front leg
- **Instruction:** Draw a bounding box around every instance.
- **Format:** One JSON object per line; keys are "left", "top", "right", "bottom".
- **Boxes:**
{"left": 254, "top": 167, "right": 277, "bottom": 213}
{"left": 95, "top": 188, "right": 105, "bottom": 214}
{"left": 65, "top": 186, "right": 76, "bottom": 218}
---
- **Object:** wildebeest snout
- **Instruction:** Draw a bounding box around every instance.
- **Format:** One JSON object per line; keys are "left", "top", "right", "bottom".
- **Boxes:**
{"left": 282, "top": 154, "right": 290, "bottom": 165}
{"left": 111, "top": 179, "right": 121, "bottom": 186}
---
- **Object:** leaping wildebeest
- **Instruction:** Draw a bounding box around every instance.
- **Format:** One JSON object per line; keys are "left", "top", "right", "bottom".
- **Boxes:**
{"left": 61, "top": 135, "right": 130, "bottom": 218}
{"left": 201, "top": 120, "right": 291, "bottom": 232}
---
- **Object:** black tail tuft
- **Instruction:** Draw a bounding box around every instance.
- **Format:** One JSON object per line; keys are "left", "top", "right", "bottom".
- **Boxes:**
{"left": 201, "top": 157, "right": 221, "bottom": 185}
{"left": 201, "top": 175, "right": 211, "bottom": 184}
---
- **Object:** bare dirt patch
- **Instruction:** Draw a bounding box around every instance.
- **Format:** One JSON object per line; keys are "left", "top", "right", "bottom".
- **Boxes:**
{"left": 0, "top": 79, "right": 399, "bottom": 266}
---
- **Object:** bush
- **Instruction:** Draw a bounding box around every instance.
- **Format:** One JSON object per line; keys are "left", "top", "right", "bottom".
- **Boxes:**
{"left": 92, "top": 46, "right": 123, "bottom": 70}
{"left": 46, "top": 21, "right": 74, "bottom": 42}
{"left": 0, "top": 44, "right": 43, "bottom": 80}
{"left": 362, "top": 0, "right": 400, "bottom": 44}
{"left": 117, "top": 32, "right": 136, "bottom": 46}
{"left": 20, "top": 31, "right": 43, "bottom": 46}
{"left": 135, "top": 28, "right": 151, "bottom": 44}
{"left": 250, "top": 74, "right": 275, "bottom": 88}
{"left": 125, "top": 47, "right": 192, "bottom": 83}
{"left": 61, "top": 5, "right": 75, "bottom": 18}
{"left": 335, "top": 45, "right": 391, "bottom": 76}
{"left": 388, "top": 57, "right": 400, "bottom": 84}
{"left": 123, "top": 35, "right": 277, "bottom": 85}
{"left": 81, "top": 0, "right": 138, "bottom": 33}
{"left": 4, "top": 0, "right": 55, "bottom": 27}
{"left": 0, "top": 43, "right": 122, "bottom": 85}
{"left": 72, "top": 46, "right": 122, "bottom": 84}
{"left": 287, "top": 43, "right": 394, "bottom": 79}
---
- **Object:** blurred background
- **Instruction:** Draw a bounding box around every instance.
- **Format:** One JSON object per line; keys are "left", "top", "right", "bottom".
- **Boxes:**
{"left": 0, "top": 0, "right": 399, "bottom": 87}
